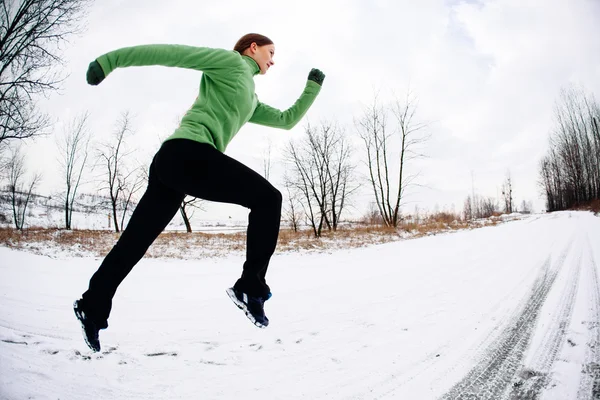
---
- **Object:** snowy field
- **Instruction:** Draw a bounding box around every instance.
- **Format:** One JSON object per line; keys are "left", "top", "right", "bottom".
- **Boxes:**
{"left": 1, "top": 211, "right": 600, "bottom": 399}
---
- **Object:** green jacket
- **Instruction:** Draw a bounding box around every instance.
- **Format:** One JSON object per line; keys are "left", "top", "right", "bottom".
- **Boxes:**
{"left": 95, "top": 44, "right": 322, "bottom": 152}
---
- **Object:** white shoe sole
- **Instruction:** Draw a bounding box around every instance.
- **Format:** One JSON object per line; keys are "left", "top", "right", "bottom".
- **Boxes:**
{"left": 226, "top": 288, "right": 267, "bottom": 329}
{"left": 73, "top": 301, "right": 101, "bottom": 352}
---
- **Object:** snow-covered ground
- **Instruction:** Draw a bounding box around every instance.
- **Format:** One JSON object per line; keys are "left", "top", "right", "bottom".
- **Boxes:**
{"left": 1, "top": 211, "right": 599, "bottom": 399}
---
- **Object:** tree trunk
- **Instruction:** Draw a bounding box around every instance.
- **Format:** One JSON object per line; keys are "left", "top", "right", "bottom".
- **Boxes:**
{"left": 180, "top": 208, "right": 192, "bottom": 233}
{"left": 112, "top": 201, "right": 120, "bottom": 233}
{"left": 65, "top": 198, "right": 71, "bottom": 230}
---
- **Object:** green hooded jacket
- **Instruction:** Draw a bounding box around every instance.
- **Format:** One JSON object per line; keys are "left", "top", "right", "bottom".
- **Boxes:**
{"left": 95, "top": 44, "right": 322, "bottom": 152}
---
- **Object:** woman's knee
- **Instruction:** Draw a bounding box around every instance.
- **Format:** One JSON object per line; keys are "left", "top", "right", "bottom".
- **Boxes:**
{"left": 273, "top": 187, "right": 283, "bottom": 208}
{"left": 255, "top": 185, "right": 282, "bottom": 210}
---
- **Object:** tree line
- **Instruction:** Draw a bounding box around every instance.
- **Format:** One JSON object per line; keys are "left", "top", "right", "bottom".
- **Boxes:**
{"left": 539, "top": 87, "right": 600, "bottom": 211}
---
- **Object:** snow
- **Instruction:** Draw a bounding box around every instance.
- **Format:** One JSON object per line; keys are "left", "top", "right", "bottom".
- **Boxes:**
{"left": 1, "top": 211, "right": 600, "bottom": 399}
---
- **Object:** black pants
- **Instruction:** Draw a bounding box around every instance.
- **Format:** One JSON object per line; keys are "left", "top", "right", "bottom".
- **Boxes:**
{"left": 81, "top": 139, "right": 282, "bottom": 327}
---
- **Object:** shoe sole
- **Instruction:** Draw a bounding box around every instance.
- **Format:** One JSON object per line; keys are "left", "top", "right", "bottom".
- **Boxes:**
{"left": 73, "top": 301, "right": 101, "bottom": 352}
{"left": 226, "top": 288, "right": 267, "bottom": 329}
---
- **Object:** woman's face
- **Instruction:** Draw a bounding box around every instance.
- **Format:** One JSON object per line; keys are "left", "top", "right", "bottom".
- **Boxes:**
{"left": 248, "top": 43, "right": 275, "bottom": 75}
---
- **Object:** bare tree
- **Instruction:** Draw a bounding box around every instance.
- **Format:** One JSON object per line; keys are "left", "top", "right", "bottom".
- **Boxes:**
{"left": 463, "top": 195, "right": 473, "bottom": 221}
{"left": 356, "top": 91, "right": 429, "bottom": 227}
{"left": 520, "top": 200, "right": 532, "bottom": 213}
{"left": 6, "top": 146, "right": 41, "bottom": 229}
{"left": 285, "top": 139, "right": 322, "bottom": 237}
{"left": 363, "top": 201, "right": 384, "bottom": 225}
{"left": 539, "top": 149, "right": 564, "bottom": 211}
{"left": 118, "top": 166, "right": 144, "bottom": 231}
{"left": 285, "top": 122, "right": 356, "bottom": 237}
{"left": 179, "top": 196, "right": 204, "bottom": 233}
{"left": 392, "top": 93, "right": 430, "bottom": 216}
{"left": 356, "top": 97, "right": 389, "bottom": 226}
{"left": 501, "top": 171, "right": 513, "bottom": 214}
{"left": 57, "top": 111, "right": 90, "bottom": 229}
{"left": 464, "top": 194, "right": 498, "bottom": 219}
{"left": 97, "top": 112, "right": 140, "bottom": 233}
{"left": 262, "top": 136, "right": 273, "bottom": 181}
{"left": 0, "top": 0, "right": 90, "bottom": 147}
{"left": 480, "top": 197, "right": 497, "bottom": 218}
{"left": 283, "top": 173, "right": 302, "bottom": 232}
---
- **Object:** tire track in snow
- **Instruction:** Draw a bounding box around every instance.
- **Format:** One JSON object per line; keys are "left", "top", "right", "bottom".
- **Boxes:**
{"left": 577, "top": 234, "right": 600, "bottom": 400}
{"left": 507, "top": 241, "right": 582, "bottom": 399}
{"left": 439, "top": 239, "right": 574, "bottom": 400}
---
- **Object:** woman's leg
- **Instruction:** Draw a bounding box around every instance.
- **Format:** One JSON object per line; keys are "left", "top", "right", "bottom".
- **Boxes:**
{"left": 81, "top": 138, "right": 281, "bottom": 327}
{"left": 81, "top": 156, "right": 185, "bottom": 327}
{"left": 155, "top": 140, "right": 282, "bottom": 299}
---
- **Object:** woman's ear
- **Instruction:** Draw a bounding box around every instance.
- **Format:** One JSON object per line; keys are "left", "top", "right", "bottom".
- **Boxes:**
{"left": 249, "top": 42, "right": 258, "bottom": 54}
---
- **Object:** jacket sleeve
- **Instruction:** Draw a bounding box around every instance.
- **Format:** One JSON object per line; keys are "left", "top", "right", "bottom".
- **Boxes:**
{"left": 249, "top": 81, "right": 322, "bottom": 130}
{"left": 95, "top": 45, "right": 238, "bottom": 78}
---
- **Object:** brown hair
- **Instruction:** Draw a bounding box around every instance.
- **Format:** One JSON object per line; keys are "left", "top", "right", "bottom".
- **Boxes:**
{"left": 233, "top": 33, "right": 273, "bottom": 54}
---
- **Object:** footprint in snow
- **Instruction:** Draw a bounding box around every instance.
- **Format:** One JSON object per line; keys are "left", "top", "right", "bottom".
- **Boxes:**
{"left": 1, "top": 339, "right": 28, "bottom": 345}
{"left": 71, "top": 350, "right": 91, "bottom": 361}
{"left": 198, "top": 341, "right": 219, "bottom": 351}
{"left": 145, "top": 351, "right": 178, "bottom": 357}
{"left": 102, "top": 346, "right": 118, "bottom": 355}
{"left": 1, "top": 332, "right": 37, "bottom": 346}
{"left": 199, "top": 360, "right": 227, "bottom": 366}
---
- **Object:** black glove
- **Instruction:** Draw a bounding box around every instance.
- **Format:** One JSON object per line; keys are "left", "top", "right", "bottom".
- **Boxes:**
{"left": 86, "top": 60, "right": 105, "bottom": 85}
{"left": 308, "top": 68, "right": 325, "bottom": 86}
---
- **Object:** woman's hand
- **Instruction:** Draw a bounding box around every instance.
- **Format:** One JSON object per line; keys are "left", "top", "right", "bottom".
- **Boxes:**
{"left": 308, "top": 68, "right": 325, "bottom": 86}
{"left": 86, "top": 60, "right": 106, "bottom": 85}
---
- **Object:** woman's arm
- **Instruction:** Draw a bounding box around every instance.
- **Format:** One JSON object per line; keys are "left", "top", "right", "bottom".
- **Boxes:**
{"left": 92, "top": 45, "right": 239, "bottom": 82}
{"left": 249, "top": 80, "right": 322, "bottom": 130}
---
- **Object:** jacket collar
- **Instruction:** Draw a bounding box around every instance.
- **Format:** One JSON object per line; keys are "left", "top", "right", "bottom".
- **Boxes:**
{"left": 242, "top": 55, "right": 261, "bottom": 76}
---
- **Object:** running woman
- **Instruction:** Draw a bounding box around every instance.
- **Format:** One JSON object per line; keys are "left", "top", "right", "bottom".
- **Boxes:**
{"left": 74, "top": 33, "right": 325, "bottom": 352}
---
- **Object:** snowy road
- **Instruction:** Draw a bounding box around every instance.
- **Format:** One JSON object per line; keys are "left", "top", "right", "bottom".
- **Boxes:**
{"left": 1, "top": 211, "right": 599, "bottom": 399}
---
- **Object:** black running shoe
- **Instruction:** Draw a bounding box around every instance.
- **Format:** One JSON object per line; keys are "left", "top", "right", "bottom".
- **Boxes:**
{"left": 73, "top": 299, "right": 101, "bottom": 352}
{"left": 226, "top": 287, "right": 270, "bottom": 328}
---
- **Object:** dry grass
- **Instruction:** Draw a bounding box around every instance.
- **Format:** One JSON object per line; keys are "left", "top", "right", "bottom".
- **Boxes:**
{"left": 277, "top": 225, "right": 402, "bottom": 252}
{"left": 573, "top": 199, "right": 600, "bottom": 214}
{"left": 0, "top": 228, "right": 120, "bottom": 257}
{"left": 0, "top": 214, "right": 503, "bottom": 259}
{"left": 0, "top": 228, "right": 249, "bottom": 259}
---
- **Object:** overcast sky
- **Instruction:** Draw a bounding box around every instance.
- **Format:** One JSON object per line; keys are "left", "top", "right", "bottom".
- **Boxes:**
{"left": 24, "top": 0, "right": 600, "bottom": 221}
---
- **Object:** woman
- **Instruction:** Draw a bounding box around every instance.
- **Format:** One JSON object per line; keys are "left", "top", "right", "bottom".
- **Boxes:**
{"left": 74, "top": 33, "right": 325, "bottom": 352}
